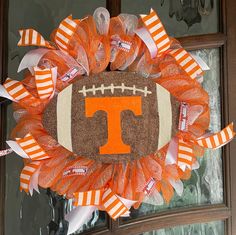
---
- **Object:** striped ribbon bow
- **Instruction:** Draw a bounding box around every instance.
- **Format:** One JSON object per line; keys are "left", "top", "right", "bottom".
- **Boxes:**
{"left": 73, "top": 188, "right": 130, "bottom": 220}
{"left": 34, "top": 66, "right": 56, "bottom": 99}
{"left": 3, "top": 78, "right": 37, "bottom": 102}
{"left": 7, "top": 133, "right": 52, "bottom": 193}
{"left": 1, "top": 66, "right": 57, "bottom": 104}
{"left": 196, "top": 123, "right": 235, "bottom": 149}
{"left": 17, "top": 133, "right": 52, "bottom": 193}
{"left": 177, "top": 139, "right": 194, "bottom": 171}
{"left": 177, "top": 123, "right": 235, "bottom": 171}
{"left": 17, "top": 16, "right": 78, "bottom": 55}
{"left": 18, "top": 29, "right": 55, "bottom": 49}
{"left": 54, "top": 15, "right": 78, "bottom": 54}
{"left": 138, "top": 8, "right": 203, "bottom": 80}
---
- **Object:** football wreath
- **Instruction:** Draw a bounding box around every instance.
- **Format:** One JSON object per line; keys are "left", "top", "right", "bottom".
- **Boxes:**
{"left": 0, "top": 7, "right": 234, "bottom": 235}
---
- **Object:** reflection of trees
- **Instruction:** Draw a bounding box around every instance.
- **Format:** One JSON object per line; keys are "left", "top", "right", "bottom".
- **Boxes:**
{"left": 166, "top": 0, "right": 214, "bottom": 27}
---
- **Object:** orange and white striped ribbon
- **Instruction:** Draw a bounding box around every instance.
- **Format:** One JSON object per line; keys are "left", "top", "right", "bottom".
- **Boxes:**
{"left": 196, "top": 123, "right": 235, "bottom": 149}
{"left": 34, "top": 67, "right": 55, "bottom": 99}
{"left": 140, "top": 8, "right": 170, "bottom": 54}
{"left": 177, "top": 139, "right": 194, "bottom": 171}
{"left": 55, "top": 16, "right": 78, "bottom": 53}
{"left": 3, "top": 78, "right": 34, "bottom": 102}
{"left": 20, "top": 161, "right": 41, "bottom": 193}
{"left": 18, "top": 29, "right": 55, "bottom": 49}
{"left": 102, "top": 188, "right": 129, "bottom": 220}
{"left": 73, "top": 190, "right": 102, "bottom": 207}
{"left": 169, "top": 48, "right": 203, "bottom": 80}
{"left": 16, "top": 133, "right": 51, "bottom": 161}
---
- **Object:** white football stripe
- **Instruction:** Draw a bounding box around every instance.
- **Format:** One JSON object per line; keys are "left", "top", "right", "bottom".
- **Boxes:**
{"left": 156, "top": 84, "right": 172, "bottom": 150}
{"left": 57, "top": 84, "right": 73, "bottom": 152}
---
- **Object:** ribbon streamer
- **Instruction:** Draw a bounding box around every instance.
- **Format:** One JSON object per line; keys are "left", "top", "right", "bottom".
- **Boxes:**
{"left": 16, "top": 133, "right": 51, "bottom": 161}
{"left": 20, "top": 161, "right": 41, "bottom": 193}
{"left": 196, "top": 123, "right": 235, "bottom": 149}
{"left": 137, "top": 8, "right": 203, "bottom": 81}
{"left": 65, "top": 206, "right": 97, "bottom": 235}
{"left": 169, "top": 48, "right": 204, "bottom": 80}
{"left": 18, "top": 48, "right": 50, "bottom": 73}
{"left": 55, "top": 16, "right": 78, "bottom": 54}
{"left": 18, "top": 29, "right": 55, "bottom": 49}
{"left": 73, "top": 190, "right": 102, "bottom": 207}
{"left": 8, "top": 133, "right": 52, "bottom": 193}
{"left": 34, "top": 66, "right": 57, "bottom": 100}
{"left": 0, "top": 148, "right": 13, "bottom": 156}
{"left": 3, "top": 78, "right": 34, "bottom": 102}
{"left": 177, "top": 139, "right": 194, "bottom": 171}
{"left": 140, "top": 8, "right": 170, "bottom": 54}
{"left": 102, "top": 188, "right": 129, "bottom": 220}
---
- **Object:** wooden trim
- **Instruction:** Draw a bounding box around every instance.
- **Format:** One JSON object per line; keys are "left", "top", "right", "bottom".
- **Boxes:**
{"left": 0, "top": 0, "right": 8, "bottom": 234}
{"left": 225, "top": 1, "right": 236, "bottom": 234}
{"left": 81, "top": 205, "right": 230, "bottom": 235}
{"left": 0, "top": 105, "right": 7, "bottom": 235}
{"left": 106, "top": 0, "right": 121, "bottom": 17}
{"left": 177, "top": 33, "right": 226, "bottom": 50}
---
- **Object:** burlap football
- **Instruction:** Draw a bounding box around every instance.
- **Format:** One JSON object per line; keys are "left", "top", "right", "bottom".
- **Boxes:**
{"left": 42, "top": 72, "right": 179, "bottom": 163}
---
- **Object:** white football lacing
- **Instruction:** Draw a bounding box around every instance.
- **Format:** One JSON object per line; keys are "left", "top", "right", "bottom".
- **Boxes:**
{"left": 78, "top": 83, "right": 152, "bottom": 97}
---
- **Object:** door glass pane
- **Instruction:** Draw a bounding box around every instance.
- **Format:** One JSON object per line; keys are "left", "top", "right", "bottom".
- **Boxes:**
{"left": 6, "top": 1, "right": 107, "bottom": 235}
{"left": 140, "top": 220, "right": 224, "bottom": 235}
{"left": 5, "top": 104, "right": 107, "bottom": 235}
{"left": 121, "top": 48, "right": 223, "bottom": 222}
{"left": 121, "top": 0, "right": 219, "bottom": 37}
{"left": 8, "top": 0, "right": 106, "bottom": 78}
